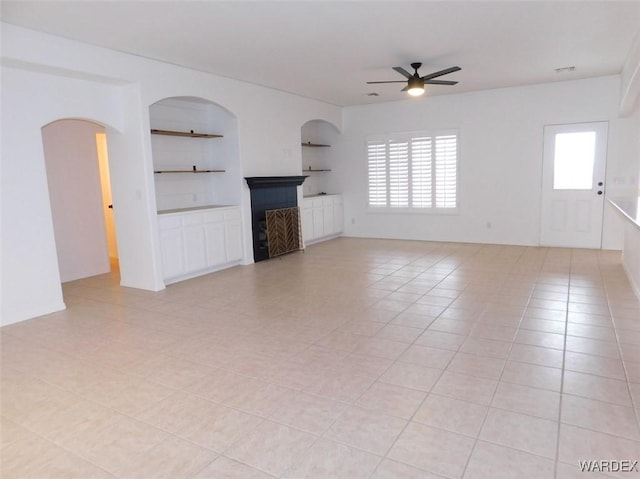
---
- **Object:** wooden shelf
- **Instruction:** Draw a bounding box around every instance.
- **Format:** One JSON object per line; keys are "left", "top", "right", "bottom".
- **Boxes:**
{"left": 301, "top": 141, "right": 330, "bottom": 147}
{"left": 154, "top": 169, "right": 225, "bottom": 174}
{"left": 151, "top": 129, "right": 223, "bottom": 138}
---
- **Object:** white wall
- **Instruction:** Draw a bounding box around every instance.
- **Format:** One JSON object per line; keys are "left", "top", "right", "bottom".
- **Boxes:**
{"left": 619, "top": 31, "right": 640, "bottom": 191}
{"left": 617, "top": 37, "right": 640, "bottom": 300}
{"left": 622, "top": 222, "right": 640, "bottom": 299}
{"left": 0, "top": 23, "right": 341, "bottom": 326}
{"left": 337, "top": 76, "right": 639, "bottom": 249}
{"left": 620, "top": 31, "right": 640, "bottom": 117}
{"left": 42, "top": 120, "right": 110, "bottom": 282}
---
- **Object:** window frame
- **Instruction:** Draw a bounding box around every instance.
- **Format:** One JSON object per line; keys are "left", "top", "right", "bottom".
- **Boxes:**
{"left": 365, "top": 129, "right": 459, "bottom": 214}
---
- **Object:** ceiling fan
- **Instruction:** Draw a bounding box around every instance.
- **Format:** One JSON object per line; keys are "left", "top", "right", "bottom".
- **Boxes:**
{"left": 367, "top": 62, "right": 461, "bottom": 97}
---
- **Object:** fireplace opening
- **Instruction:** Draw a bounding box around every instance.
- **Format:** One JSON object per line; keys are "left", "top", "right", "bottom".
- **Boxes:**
{"left": 258, "top": 220, "right": 267, "bottom": 248}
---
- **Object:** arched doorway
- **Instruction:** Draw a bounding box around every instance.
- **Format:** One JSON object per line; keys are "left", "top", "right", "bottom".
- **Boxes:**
{"left": 41, "top": 119, "right": 118, "bottom": 283}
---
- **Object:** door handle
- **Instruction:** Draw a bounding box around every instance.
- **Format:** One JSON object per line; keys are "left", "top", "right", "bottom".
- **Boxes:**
{"left": 108, "top": 204, "right": 113, "bottom": 209}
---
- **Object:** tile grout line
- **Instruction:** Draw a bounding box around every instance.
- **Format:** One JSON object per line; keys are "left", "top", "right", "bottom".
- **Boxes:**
{"left": 458, "top": 245, "right": 548, "bottom": 479}
{"left": 550, "top": 248, "right": 572, "bottom": 479}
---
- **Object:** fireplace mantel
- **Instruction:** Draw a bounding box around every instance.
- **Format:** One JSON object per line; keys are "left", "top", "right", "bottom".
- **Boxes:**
{"left": 245, "top": 176, "right": 308, "bottom": 189}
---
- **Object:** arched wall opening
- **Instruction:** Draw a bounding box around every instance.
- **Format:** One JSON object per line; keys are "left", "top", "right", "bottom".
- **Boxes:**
{"left": 41, "top": 118, "right": 119, "bottom": 283}
{"left": 300, "top": 119, "right": 342, "bottom": 198}
{"left": 149, "top": 96, "right": 241, "bottom": 211}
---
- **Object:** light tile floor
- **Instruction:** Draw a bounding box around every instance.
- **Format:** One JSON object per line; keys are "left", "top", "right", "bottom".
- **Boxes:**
{"left": 2, "top": 238, "right": 640, "bottom": 478}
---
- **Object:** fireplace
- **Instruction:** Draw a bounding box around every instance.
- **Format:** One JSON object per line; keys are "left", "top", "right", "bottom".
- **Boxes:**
{"left": 245, "top": 176, "right": 307, "bottom": 262}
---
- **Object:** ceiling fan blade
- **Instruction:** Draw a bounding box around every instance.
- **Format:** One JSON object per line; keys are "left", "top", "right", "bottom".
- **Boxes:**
{"left": 424, "top": 80, "right": 458, "bottom": 85}
{"left": 366, "top": 80, "right": 408, "bottom": 84}
{"left": 401, "top": 85, "right": 409, "bottom": 92}
{"left": 393, "top": 66, "right": 413, "bottom": 79}
{"left": 420, "top": 66, "right": 461, "bottom": 81}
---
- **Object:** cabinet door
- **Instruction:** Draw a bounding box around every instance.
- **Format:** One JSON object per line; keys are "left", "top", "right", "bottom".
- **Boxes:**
{"left": 225, "top": 220, "right": 243, "bottom": 262}
{"left": 159, "top": 228, "right": 184, "bottom": 279}
{"left": 183, "top": 225, "right": 207, "bottom": 272}
{"left": 323, "top": 202, "right": 335, "bottom": 236}
{"left": 302, "top": 206, "right": 314, "bottom": 242}
{"left": 312, "top": 207, "right": 324, "bottom": 238}
{"left": 333, "top": 199, "right": 344, "bottom": 234}
{"left": 205, "top": 222, "right": 226, "bottom": 267}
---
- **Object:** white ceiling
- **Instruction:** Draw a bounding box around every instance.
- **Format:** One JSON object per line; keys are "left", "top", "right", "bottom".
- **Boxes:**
{"left": 2, "top": 1, "right": 639, "bottom": 106}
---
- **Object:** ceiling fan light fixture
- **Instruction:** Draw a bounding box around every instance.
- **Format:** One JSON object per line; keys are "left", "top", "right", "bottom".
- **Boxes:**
{"left": 407, "top": 77, "right": 425, "bottom": 96}
{"left": 407, "top": 85, "right": 425, "bottom": 96}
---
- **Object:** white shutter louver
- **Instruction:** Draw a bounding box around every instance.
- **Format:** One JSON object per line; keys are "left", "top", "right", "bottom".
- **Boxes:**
{"left": 389, "top": 140, "right": 409, "bottom": 207}
{"left": 411, "top": 136, "right": 433, "bottom": 208}
{"left": 367, "top": 141, "right": 388, "bottom": 207}
{"left": 435, "top": 135, "right": 457, "bottom": 208}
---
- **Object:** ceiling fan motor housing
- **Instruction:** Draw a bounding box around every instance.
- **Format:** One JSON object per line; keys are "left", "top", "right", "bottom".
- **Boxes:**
{"left": 408, "top": 76, "right": 424, "bottom": 89}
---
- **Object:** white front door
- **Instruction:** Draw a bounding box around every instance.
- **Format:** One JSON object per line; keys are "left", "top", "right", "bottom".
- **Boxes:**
{"left": 540, "top": 122, "right": 608, "bottom": 249}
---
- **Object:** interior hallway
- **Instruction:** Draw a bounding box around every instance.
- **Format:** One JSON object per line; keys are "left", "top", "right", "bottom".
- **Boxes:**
{"left": 2, "top": 237, "right": 640, "bottom": 478}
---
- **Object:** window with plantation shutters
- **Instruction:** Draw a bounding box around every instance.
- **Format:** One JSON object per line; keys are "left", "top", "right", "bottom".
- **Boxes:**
{"left": 367, "top": 131, "right": 458, "bottom": 211}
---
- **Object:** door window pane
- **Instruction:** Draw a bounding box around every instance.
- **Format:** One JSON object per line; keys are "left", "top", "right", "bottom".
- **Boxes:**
{"left": 553, "top": 132, "right": 596, "bottom": 190}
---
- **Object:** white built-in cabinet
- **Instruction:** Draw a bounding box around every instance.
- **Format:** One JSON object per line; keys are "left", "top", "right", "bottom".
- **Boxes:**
{"left": 302, "top": 194, "right": 343, "bottom": 244}
{"left": 151, "top": 97, "right": 243, "bottom": 285}
{"left": 158, "top": 206, "right": 242, "bottom": 284}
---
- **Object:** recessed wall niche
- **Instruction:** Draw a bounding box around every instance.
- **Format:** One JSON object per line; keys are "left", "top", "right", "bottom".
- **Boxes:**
{"left": 150, "top": 97, "right": 240, "bottom": 211}
{"left": 300, "top": 119, "right": 341, "bottom": 198}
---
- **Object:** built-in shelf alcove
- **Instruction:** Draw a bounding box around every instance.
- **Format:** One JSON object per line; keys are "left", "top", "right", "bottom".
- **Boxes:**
{"left": 300, "top": 119, "right": 341, "bottom": 197}
{"left": 149, "top": 96, "right": 240, "bottom": 212}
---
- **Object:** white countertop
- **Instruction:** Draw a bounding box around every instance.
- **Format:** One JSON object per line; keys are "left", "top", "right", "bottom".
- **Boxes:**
{"left": 609, "top": 197, "right": 640, "bottom": 229}
{"left": 303, "top": 193, "right": 340, "bottom": 198}
{"left": 158, "top": 205, "right": 234, "bottom": 214}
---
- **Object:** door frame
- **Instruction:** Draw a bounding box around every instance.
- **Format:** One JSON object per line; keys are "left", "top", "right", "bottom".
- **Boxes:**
{"left": 539, "top": 121, "right": 609, "bottom": 249}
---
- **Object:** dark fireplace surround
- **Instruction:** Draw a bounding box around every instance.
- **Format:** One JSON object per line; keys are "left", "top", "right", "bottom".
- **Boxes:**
{"left": 245, "top": 176, "right": 307, "bottom": 262}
